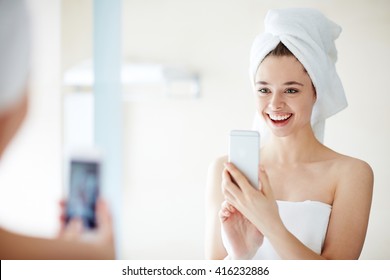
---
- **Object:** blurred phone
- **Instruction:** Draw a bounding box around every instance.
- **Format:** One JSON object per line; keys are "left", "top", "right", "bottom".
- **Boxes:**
{"left": 65, "top": 148, "right": 101, "bottom": 229}
{"left": 228, "top": 130, "right": 260, "bottom": 189}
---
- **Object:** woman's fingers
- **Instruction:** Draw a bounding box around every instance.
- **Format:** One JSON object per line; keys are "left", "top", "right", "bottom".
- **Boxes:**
{"left": 222, "top": 169, "right": 239, "bottom": 195}
{"left": 219, "top": 206, "right": 231, "bottom": 221}
{"left": 224, "top": 162, "right": 252, "bottom": 190}
{"left": 222, "top": 200, "right": 236, "bottom": 213}
{"left": 57, "top": 199, "right": 67, "bottom": 237}
{"left": 96, "top": 198, "right": 113, "bottom": 240}
{"left": 222, "top": 168, "right": 245, "bottom": 208}
{"left": 62, "top": 218, "right": 83, "bottom": 241}
{"left": 219, "top": 201, "right": 237, "bottom": 221}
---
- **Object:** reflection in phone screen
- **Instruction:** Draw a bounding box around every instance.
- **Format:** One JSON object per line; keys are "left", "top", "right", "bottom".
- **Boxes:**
{"left": 67, "top": 161, "right": 99, "bottom": 229}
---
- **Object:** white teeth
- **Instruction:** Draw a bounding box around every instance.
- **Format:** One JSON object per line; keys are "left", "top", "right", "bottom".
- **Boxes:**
{"left": 269, "top": 114, "right": 292, "bottom": 121}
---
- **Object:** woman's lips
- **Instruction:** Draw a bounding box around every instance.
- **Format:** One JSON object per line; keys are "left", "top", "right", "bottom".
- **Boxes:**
{"left": 267, "top": 113, "right": 293, "bottom": 127}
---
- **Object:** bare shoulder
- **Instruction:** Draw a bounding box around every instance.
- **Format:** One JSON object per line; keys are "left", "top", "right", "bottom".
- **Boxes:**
{"left": 332, "top": 153, "right": 373, "bottom": 185}
{"left": 325, "top": 150, "right": 374, "bottom": 197}
{"left": 206, "top": 155, "right": 228, "bottom": 203}
{"left": 206, "top": 155, "right": 228, "bottom": 192}
{"left": 208, "top": 155, "right": 228, "bottom": 175}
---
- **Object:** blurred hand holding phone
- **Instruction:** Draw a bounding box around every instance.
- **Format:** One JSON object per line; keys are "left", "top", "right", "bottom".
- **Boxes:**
{"left": 58, "top": 147, "right": 115, "bottom": 257}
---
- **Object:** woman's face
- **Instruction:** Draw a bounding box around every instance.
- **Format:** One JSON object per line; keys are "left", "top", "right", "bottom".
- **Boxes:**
{"left": 254, "top": 55, "right": 316, "bottom": 138}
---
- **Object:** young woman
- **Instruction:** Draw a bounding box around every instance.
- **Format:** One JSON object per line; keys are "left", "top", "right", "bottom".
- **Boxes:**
{"left": 0, "top": 0, "right": 114, "bottom": 259}
{"left": 205, "top": 8, "right": 373, "bottom": 260}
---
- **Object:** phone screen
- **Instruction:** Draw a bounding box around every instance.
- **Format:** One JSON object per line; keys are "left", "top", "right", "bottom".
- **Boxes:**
{"left": 229, "top": 130, "right": 260, "bottom": 189}
{"left": 66, "top": 160, "right": 100, "bottom": 229}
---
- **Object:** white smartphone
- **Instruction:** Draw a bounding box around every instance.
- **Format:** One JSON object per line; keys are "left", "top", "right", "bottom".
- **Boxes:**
{"left": 65, "top": 148, "right": 102, "bottom": 229}
{"left": 228, "top": 130, "right": 260, "bottom": 189}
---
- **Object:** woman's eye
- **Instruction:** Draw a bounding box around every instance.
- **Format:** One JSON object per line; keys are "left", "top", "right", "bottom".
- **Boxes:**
{"left": 285, "top": 88, "right": 298, "bottom": 94}
{"left": 258, "top": 88, "right": 270, "bottom": 94}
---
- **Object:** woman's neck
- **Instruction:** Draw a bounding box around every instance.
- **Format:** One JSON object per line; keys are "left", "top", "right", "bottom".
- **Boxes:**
{"left": 262, "top": 125, "right": 324, "bottom": 165}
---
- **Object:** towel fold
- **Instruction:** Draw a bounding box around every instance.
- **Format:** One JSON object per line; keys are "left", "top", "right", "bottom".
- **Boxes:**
{"left": 250, "top": 8, "right": 347, "bottom": 143}
{"left": 0, "top": 0, "right": 30, "bottom": 113}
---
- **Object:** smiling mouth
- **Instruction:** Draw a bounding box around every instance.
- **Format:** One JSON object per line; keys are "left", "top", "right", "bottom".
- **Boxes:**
{"left": 267, "top": 113, "right": 293, "bottom": 126}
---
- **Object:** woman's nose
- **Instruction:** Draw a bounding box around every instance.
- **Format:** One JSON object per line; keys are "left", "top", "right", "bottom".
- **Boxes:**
{"left": 269, "top": 93, "right": 284, "bottom": 110}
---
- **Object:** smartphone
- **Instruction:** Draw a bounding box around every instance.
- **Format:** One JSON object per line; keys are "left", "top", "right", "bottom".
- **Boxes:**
{"left": 228, "top": 130, "right": 260, "bottom": 189}
{"left": 65, "top": 148, "right": 101, "bottom": 229}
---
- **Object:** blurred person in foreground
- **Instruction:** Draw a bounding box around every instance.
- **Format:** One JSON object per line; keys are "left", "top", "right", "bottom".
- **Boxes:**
{"left": 0, "top": 0, "right": 114, "bottom": 259}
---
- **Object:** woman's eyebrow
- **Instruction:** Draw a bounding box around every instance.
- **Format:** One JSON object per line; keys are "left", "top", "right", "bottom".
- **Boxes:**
{"left": 255, "top": 81, "right": 304, "bottom": 86}
{"left": 255, "top": 81, "right": 269, "bottom": 85}
{"left": 283, "top": 81, "right": 304, "bottom": 86}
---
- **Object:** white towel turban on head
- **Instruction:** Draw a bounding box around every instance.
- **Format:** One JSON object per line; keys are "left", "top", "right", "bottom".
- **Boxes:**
{"left": 250, "top": 8, "right": 347, "bottom": 143}
{"left": 0, "top": 0, "right": 30, "bottom": 114}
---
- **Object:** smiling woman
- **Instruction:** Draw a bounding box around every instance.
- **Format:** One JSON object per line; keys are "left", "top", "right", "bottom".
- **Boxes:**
{"left": 205, "top": 8, "right": 373, "bottom": 260}
{"left": 255, "top": 53, "right": 316, "bottom": 137}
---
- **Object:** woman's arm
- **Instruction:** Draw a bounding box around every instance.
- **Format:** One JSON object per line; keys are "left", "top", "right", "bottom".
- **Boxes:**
{"left": 0, "top": 228, "right": 114, "bottom": 259}
{"left": 205, "top": 156, "right": 228, "bottom": 259}
{"left": 0, "top": 198, "right": 115, "bottom": 259}
{"left": 320, "top": 159, "right": 373, "bottom": 259}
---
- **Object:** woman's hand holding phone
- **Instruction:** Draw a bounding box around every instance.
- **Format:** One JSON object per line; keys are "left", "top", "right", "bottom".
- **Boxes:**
{"left": 58, "top": 198, "right": 115, "bottom": 258}
{"left": 221, "top": 130, "right": 263, "bottom": 259}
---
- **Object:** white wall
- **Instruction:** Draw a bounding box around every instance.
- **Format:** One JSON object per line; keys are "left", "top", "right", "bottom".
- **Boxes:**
{"left": 17, "top": 0, "right": 388, "bottom": 260}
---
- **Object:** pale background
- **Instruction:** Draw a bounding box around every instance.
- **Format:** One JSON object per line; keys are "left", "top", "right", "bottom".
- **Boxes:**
{"left": 0, "top": 0, "right": 389, "bottom": 259}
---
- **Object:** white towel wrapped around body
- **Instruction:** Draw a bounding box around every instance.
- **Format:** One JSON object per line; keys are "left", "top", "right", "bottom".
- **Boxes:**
{"left": 250, "top": 8, "right": 347, "bottom": 143}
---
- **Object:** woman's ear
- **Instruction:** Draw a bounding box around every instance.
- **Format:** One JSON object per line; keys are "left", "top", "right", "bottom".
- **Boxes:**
{"left": 312, "top": 84, "right": 317, "bottom": 102}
